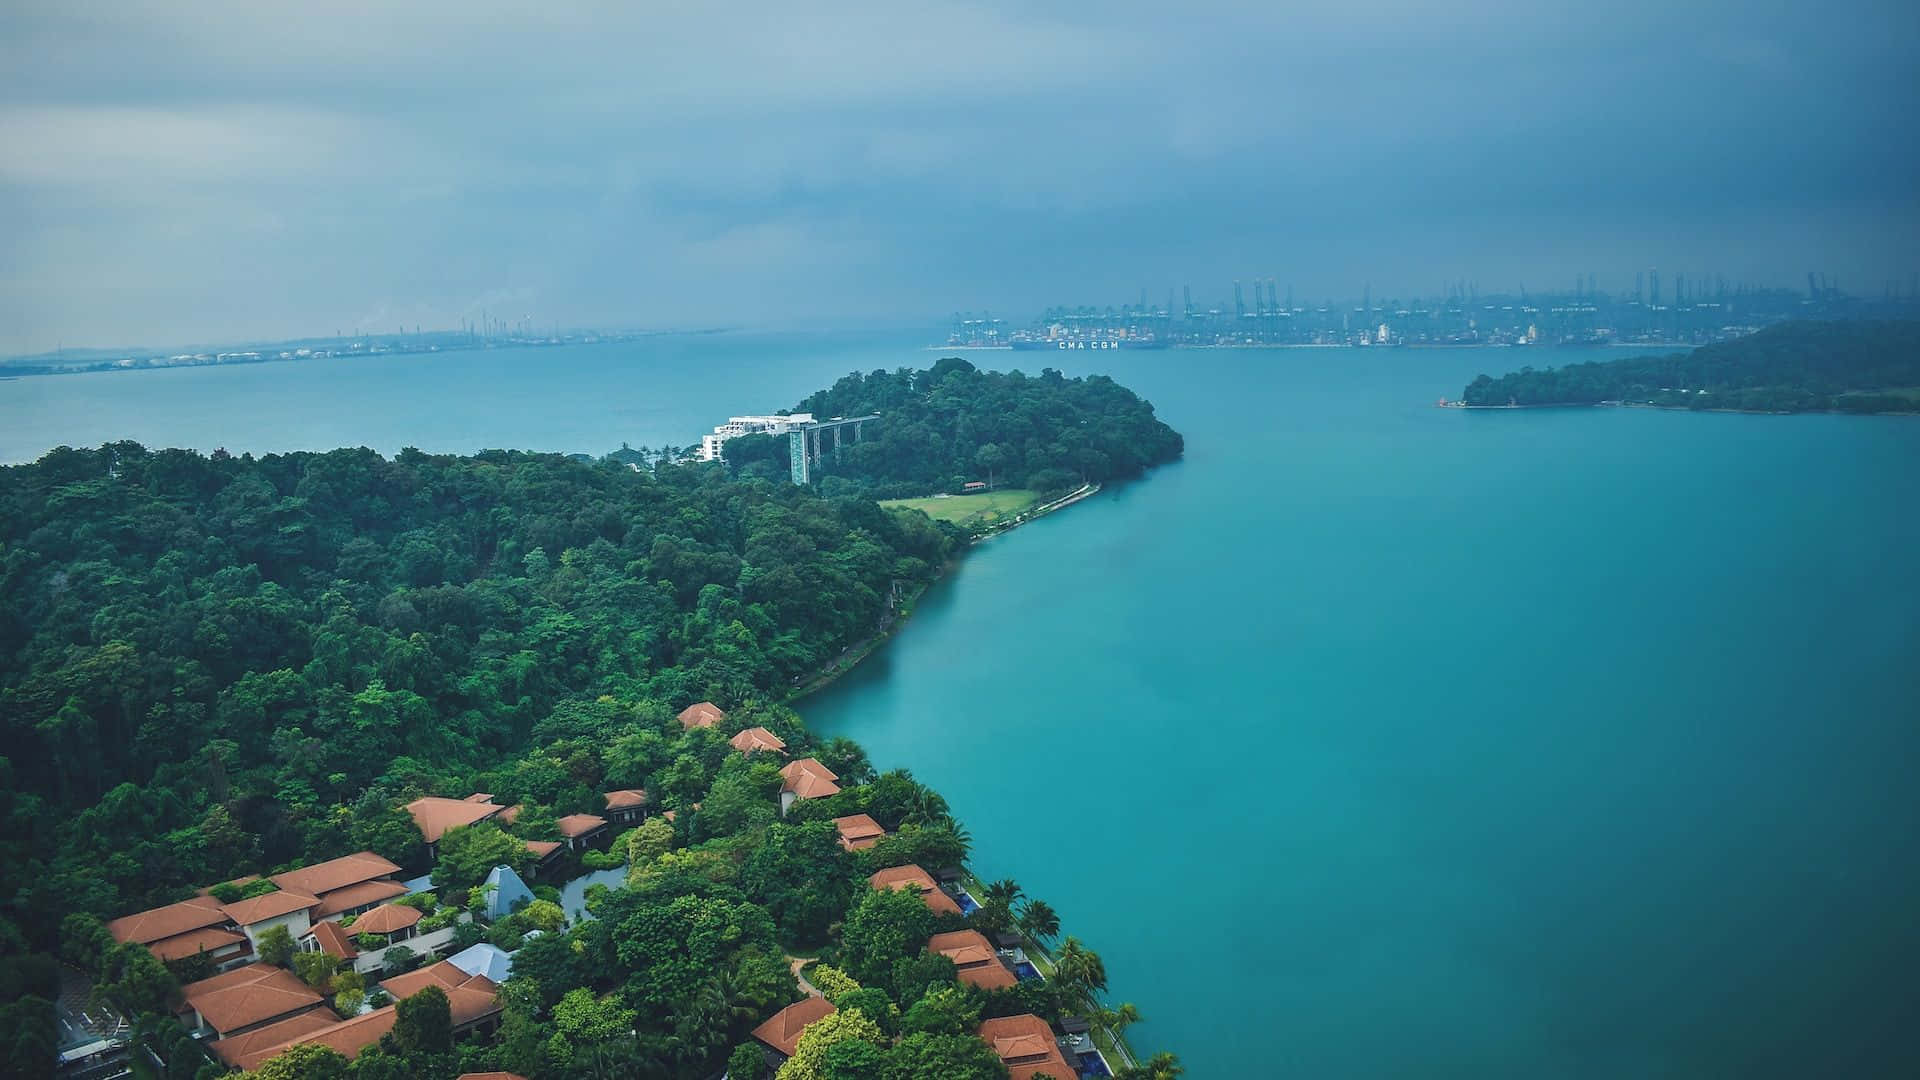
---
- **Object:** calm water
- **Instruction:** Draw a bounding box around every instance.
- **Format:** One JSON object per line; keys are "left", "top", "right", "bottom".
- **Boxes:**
{"left": 8, "top": 337, "right": 1918, "bottom": 1076}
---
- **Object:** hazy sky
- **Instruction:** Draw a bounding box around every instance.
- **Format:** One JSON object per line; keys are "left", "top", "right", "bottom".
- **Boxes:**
{"left": 3, "top": 1, "right": 1917, "bottom": 352}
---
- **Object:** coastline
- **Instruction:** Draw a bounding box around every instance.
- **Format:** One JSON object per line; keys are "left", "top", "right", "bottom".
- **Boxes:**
{"left": 784, "top": 482, "right": 1102, "bottom": 701}
{"left": 1436, "top": 399, "right": 1920, "bottom": 416}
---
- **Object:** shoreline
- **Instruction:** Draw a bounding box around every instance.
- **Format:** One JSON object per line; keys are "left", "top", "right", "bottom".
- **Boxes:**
{"left": 1436, "top": 399, "right": 1920, "bottom": 416}
{"left": 784, "top": 481, "right": 1101, "bottom": 701}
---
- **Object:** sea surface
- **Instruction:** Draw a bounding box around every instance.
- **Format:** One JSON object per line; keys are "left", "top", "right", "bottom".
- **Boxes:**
{"left": 8, "top": 334, "right": 1919, "bottom": 1076}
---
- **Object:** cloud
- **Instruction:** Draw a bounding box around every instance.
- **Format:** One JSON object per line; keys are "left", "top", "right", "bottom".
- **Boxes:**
{"left": 1, "top": 1, "right": 1916, "bottom": 352}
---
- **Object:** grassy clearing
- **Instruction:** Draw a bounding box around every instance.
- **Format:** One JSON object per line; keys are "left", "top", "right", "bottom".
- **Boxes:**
{"left": 880, "top": 488, "right": 1042, "bottom": 529}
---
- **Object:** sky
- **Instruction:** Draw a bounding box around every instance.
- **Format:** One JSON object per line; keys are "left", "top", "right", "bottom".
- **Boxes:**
{"left": 2, "top": 1, "right": 1917, "bottom": 353}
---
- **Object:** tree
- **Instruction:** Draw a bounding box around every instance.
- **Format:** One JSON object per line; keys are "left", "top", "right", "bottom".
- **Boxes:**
{"left": 93, "top": 942, "right": 178, "bottom": 1018}
{"left": 291, "top": 949, "right": 341, "bottom": 990}
{"left": 727, "top": 1041, "right": 769, "bottom": 1080}
{"left": 553, "top": 987, "right": 637, "bottom": 1043}
{"left": 838, "top": 886, "right": 933, "bottom": 986}
{"left": 898, "top": 984, "right": 979, "bottom": 1037}
{"left": 889, "top": 953, "right": 958, "bottom": 1011}
{"left": 521, "top": 898, "right": 567, "bottom": 933}
{"left": 1051, "top": 937, "right": 1107, "bottom": 1008}
{"left": 249, "top": 1042, "right": 349, "bottom": 1080}
{"left": 433, "top": 822, "right": 531, "bottom": 890}
{"left": 773, "top": 1007, "right": 885, "bottom": 1080}
{"left": 627, "top": 816, "right": 674, "bottom": 866}
{"left": 256, "top": 923, "right": 296, "bottom": 967}
{"left": 821, "top": 1036, "right": 890, "bottom": 1079}
{"left": 58, "top": 913, "right": 114, "bottom": 973}
{"left": 1016, "top": 899, "right": 1060, "bottom": 946}
{"left": 806, "top": 964, "right": 859, "bottom": 1001}
{"left": 887, "top": 1030, "right": 1009, "bottom": 1079}
{"left": 830, "top": 987, "right": 898, "bottom": 1036}
{"left": 391, "top": 984, "right": 452, "bottom": 1053}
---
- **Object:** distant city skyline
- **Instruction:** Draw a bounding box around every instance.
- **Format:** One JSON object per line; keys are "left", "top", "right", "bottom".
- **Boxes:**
{"left": 3, "top": 2, "right": 1917, "bottom": 355}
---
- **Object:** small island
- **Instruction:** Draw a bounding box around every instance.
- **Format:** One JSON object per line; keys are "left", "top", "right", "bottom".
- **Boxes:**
{"left": 0, "top": 364, "right": 1184, "bottom": 1079}
{"left": 1455, "top": 320, "right": 1920, "bottom": 413}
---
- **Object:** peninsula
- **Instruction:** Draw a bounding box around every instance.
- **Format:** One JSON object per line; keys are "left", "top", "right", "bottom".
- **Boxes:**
{"left": 0, "top": 364, "right": 1184, "bottom": 1079}
{"left": 1455, "top": 320, "right": 1920, "bottom": 413}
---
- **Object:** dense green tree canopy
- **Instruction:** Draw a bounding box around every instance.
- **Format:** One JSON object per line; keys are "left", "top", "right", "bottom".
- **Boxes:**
{"left": 725, "top": 357, "right": 1183, "bottom": 496}
{"left": 1461, "top": 320, "right": 1920, "bottom": 410}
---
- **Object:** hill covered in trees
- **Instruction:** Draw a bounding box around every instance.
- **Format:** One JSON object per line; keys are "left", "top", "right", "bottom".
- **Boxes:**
{"left": 0, "top": 443, "right": 956, "bottom": 930}
{"left": 0, "top": 363, "right": 1188, "bottom": 1078}
{"left": 1460, "top": 320, "right": 1920, "bottom": 412}
{"left": 721, "top": 357, "right": 1185, "bottom": 497}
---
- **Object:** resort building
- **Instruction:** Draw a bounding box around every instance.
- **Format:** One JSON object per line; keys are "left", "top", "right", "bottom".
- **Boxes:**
{"left": 728, "top": 726, "right": 787, "bottom": 756}
{"left": 555, "top": 813, "right": 609, "bottom": 850}
{"left": 778, "top": 758, "right": 840, "bottom": 815}
{"left": 106, "top": 897, "right": 248, "bottom": 969}
{"left": 929, "top": 929, "right": 1018, "bottom": 991}
{"left": 212, "top": 961, "right": 503, "bottom": 1071}
{"left": 976, "top": 1014, "right": 1078, "bottom": 1080}
{"left": 697, "top": 413, "right": 815, "bottom": 461}
{"left": 677, "top": 701, "right": 727, "bottom": 730}
{"left": 220, "top": 889, "right": 320, "bottom": 951}
{"left": 831, "top": 813, "right": 886, "bottom": 851}
{"left": 271, "top": 852, "right": 406, "bottom": 921}
{"left": 404, "top": 795, "right": 510, "bottom": 854}
{"left": 180, "top": 963, "right": 326, "bottom": 1039}
{"left": 749, "top": 996, "right": 834, "bottom": 1065}
{"left": 603, "top": 788, "right": 649, "bottom": 826}
{"left": 867, "top": 865, "right": 963, "bottom": 917}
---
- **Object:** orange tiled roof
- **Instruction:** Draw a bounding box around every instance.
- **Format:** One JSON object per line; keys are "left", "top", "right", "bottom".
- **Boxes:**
{"left": 347, "top": 903, "right": 421, "bottom": 935}
{"left": 930, "top": 929, "right": 1017, "bottom": 990}
{"left": 305, "top": 920, "right": 358, "bottom": 960}
{"left": 524, "top": 839, "right": 562, "bottom": 860}
{"left": 147, "top": 926, "right": 248, "bottom": 963}
{"left": 182, "top": 963, "right": 325, "bottom": 1036}
{"left": 729, "top": 727, "right": 787, "bottom": 755}
{"left": 603, "top": 789, "right": 649, "bottom": 810}
{"left": 832, "top": 814, "right": 886, "bottom": 851}
{"left": 555, "top": 813, "right": 608, "bottom": 838}
{"left": 404, "top": 796, "right": 505, "bottom": 844}
{"left": 232, "top": 1005, "right": 397, "bottom": 1071}
{"left": 209, "top": 1010, "right": 341, "bottom": 1068}
{"left": 107, "top": 899, "right": 232, "bottom": 946}
{"left": 779, "top": 758, "right": 841, "bottom": 800}
{"left": 268, "top": 852, "right": 403, "bottom": 900}
{"left": 976, "top": 1014, "right": 1076, "bottom": 1080}
{"left": 497, "top": 804, "right": 524, "bottom": 826}
{"left": 750, "top": 996, "right": 834, "bottom": 1057}
{"left": 867, "top": 865, "right": 962, "bottom": 917}
{"left": 678, "top": 701, "right": 727, "bottom": 729}
{"left": 220, "top": 890, "right": 319, "bottom": 927}
{"left": 379, "top": 960, "right": 503, "bottom": 1026}
{"left": 310, "top": 879, "right": 408, "bottom": 919}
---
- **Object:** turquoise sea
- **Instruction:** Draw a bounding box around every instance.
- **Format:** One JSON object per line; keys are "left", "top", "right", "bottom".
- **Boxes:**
{"left": 7, "top": 333, "right": 1917, "bottom": 1076}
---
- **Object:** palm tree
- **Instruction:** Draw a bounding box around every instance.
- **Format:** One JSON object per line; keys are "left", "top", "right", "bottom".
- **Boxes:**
{"left": 1016, "top": 898, "right": 1060, "bottom": 947}
{"left": 1095, "top": 1001, "right": 1142, "bottom": 1036}
{"left": 1051, "top": 936, "right": 1108, "bottom": 1008}
{"left": 982, "top": 878, "right": 1023, "bottom": 908}
{"left": 906, "top": 784, "right": 949, "bottom": 825}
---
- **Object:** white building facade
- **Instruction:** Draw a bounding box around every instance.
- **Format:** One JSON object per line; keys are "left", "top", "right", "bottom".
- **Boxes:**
{"left": 698, "top": 413, "right": 815, "bottom": 461}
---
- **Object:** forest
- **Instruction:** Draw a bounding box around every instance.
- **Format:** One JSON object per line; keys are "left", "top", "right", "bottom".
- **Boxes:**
{"left": 1459, "top": 320, "right": 1920, "bottom": 411}
{"left": 719, "top": 357, "right": 1185, "bottom": 498}
{"left": 0, "top": 369, "right": 1186, "bottom": 1077}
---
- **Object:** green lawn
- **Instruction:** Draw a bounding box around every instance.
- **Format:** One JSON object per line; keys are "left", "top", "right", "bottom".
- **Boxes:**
{"left": 880, "top": 488, "right": 1042, "bottom": 529}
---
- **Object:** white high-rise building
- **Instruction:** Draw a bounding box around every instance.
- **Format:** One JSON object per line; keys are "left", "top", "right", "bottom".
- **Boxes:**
{"left": 698, "top": 413, "right": 816, "bottom": 461}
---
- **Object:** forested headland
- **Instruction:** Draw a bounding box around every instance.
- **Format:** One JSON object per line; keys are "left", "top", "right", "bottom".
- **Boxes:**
{"left": 0, "top": 362, "right": 1185, "bottom": 1078}
{"left": 1459, "top": 320, "right": 1920, "bottom": 412}
{"left": 719, "top": 356, "right": 1185, "bottom": 498}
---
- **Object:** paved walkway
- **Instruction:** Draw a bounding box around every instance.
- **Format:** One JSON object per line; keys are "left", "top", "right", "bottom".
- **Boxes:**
{"left": 787, "top": 955, "right": 822, "bottom": 998}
